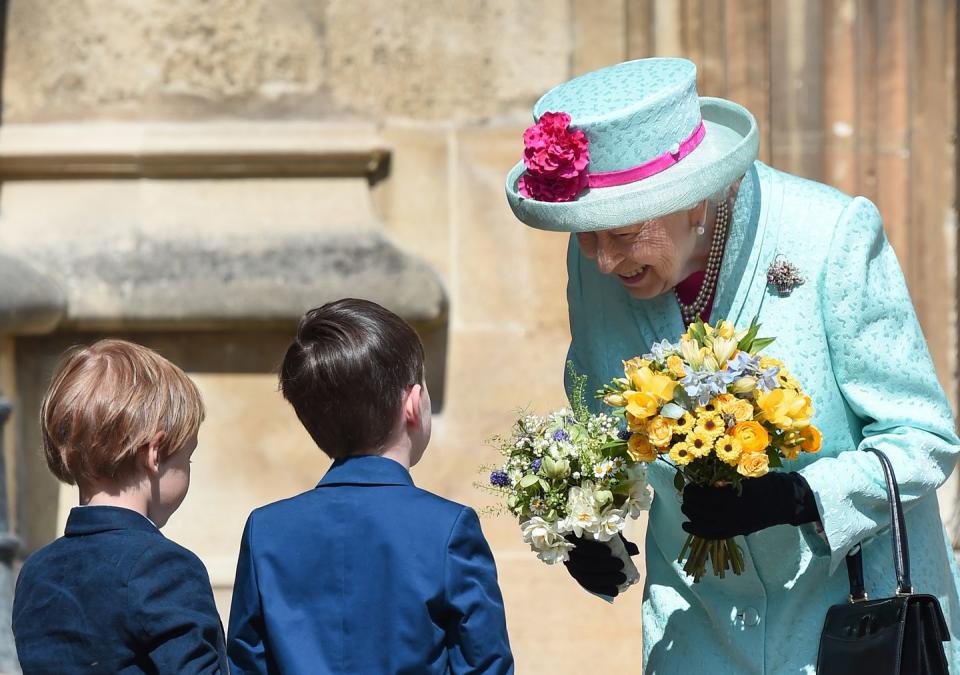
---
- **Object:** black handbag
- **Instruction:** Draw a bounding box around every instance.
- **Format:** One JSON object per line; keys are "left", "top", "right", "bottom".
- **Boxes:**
{"left": 816, "top": 448, "right": 951, "bottom": 674}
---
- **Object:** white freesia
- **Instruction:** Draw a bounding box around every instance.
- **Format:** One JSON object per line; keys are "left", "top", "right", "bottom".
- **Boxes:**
{"left": 595, "top": 509, "right": 626, "bottom": 541}
{"left": 521, "top": 517, "right": 574, "bottom": 564}
{"left": 563, "top": 482, "right": 600, "bottom": 538}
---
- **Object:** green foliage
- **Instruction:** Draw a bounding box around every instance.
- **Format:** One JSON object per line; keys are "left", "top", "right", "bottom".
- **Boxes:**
{"left": 566, "top": 361, "right": 591, "bottom": 422}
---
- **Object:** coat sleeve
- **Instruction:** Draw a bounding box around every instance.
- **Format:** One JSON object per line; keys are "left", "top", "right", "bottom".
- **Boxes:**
{"left": 227, "top": 516, "right": 273, "bottom": 674}
{"left": 444, "top": 507, "right": 515, "bottom": 674}
{"left": 129, "top": 543, "right": 228, "bottom": 674}
{"left": 798, "top": 195, "right": 960, "bottom": 573}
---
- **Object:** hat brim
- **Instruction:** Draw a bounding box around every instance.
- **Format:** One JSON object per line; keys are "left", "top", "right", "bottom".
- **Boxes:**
{"left": 505, "top": 97, "right": 759, "bottom": 232}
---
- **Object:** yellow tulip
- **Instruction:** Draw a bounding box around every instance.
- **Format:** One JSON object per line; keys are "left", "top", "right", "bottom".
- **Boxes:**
{"left": 630, "top": 366, "right": 677, "bottom": 402}
{"left": 679, "top": 338, "right": 703, "bottom": 368}
{"left": 625, "top": 391, "right": 659, "bottom": 419}
{"left": 731, "top": 421, "right": 770, "bottom": 454}
{"left": 756, "top": 389, "right": 813, "bottom": 430}
{"left": 717, "top": 320, "right": 736, "bottom": 339}
{"left": 712, "top": 336, "right": 739, "bottom": 364}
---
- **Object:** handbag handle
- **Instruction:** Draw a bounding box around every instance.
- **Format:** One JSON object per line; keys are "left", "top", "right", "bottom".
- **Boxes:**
{"left": 846, "top": 448, "right": 913, "bottom": 602}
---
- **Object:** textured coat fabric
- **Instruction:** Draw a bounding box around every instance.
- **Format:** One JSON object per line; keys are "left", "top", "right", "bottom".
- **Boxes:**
{"left": 227, "top": 455, "right": 514, "bottom": 675}
{"left": 566, "top": 161, "right": 960, "bottom": 673}
{"left": 13, "top": 506, "right": 228, "bottom": 674}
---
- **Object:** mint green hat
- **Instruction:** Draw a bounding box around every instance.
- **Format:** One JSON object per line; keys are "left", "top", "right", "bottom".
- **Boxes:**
{"left": 505, "top": 58, "right": 759, "bottom": 232}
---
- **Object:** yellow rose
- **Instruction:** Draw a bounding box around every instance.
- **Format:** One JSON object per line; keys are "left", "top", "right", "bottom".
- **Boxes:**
{"left": 669, "top": 442, "right": 694, "bottom": 466}
{"left": 666, "top": 354, "right": 687, "bottom": 378}
{"left": 737, "top": 451, "right": 769, "bottom": 478}
{"left": 647, "top": 416, "right": 675, "bottom": 448}
{"left": 695, "top": 414, "right": 726, "bottom": 439}
{"left": 756, "top": 389, "right": 813, "bottom": 430}
{"left": 630, "top": 366, "right": 677, "bottom": 401}
{"left": 731, "top": 421, "right": 770, "bottom": 454}
{"left": 627, "top": 434, "right": 657, "bottom": 462}
{"left": 800, "top": 425, "right": 822, "bottom": 453}
{"left": 715, "top": 436, "right": 743, "bottom": 466}
{"left": 625, "top": 391, "right": 659, "bottom": 419}
{"left": 729, "top": 399, "right": 755, "bottom": 423}
{"left": 686, "top": 429, "right": 714, "bottom": 458}
{"left": 626, "top": 412, "right": 648, "bottom": 433}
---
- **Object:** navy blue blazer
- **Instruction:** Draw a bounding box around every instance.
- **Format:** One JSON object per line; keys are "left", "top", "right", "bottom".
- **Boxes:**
{"left": 227, "top": 455, "right": 514, "bottom": 674}
{"left": 13, "top": 505, "right": 228, "bottom": 674}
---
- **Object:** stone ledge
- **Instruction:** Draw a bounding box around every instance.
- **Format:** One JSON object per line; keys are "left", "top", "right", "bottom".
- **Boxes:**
{"left": 18, "top": 233, "right": 445, "bottom": 331}
{"left": 0, "top": 255, "right": 65, "bottom": 335}
{"left": 0, "top": 122, "right": 390, "bottom": 180}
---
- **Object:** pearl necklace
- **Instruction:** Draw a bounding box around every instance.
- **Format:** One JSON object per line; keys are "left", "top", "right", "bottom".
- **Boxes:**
{"left": 675, "top": 201, "right": 730, "bottom": 327}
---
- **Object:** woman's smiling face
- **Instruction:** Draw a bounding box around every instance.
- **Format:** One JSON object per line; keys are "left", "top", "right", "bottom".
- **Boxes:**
{"left": 575, "top": 201, "right": 706, "bottom": 299}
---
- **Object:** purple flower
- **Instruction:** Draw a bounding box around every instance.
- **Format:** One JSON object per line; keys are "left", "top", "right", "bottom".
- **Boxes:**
{"left": 532, "top": 459, "right": 542, "bottom": 473}
{"left": 617, "top": 428, "right": 632, "bottom": 441}
{"left": 553, "top": 429, "right": 570, "bottom": 442}
{"left": 489, "top": 470, "right": 510, "bottom": 487}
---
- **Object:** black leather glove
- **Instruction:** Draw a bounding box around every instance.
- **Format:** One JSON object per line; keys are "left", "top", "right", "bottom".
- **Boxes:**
{"left": 562, "top": 534, "right": 640, "bottom": 597}
{"left": 680, "top": 471, "right": 820, "bottom": 539}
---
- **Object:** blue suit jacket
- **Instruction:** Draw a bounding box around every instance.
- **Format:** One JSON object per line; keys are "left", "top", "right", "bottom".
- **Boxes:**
{"left": 13, "top": 506, "right": 228, "bottom": 674}
{"left": 227, "top": 455, "right": 513, "bottom": 674}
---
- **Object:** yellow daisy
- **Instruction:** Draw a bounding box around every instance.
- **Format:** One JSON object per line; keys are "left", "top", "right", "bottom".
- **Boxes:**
{"left": 669, "top": 442, "right": 694, "bottom": 466}
{"left": 697, "top": 399, "right": 722, "bottom": 416}
{"left": 715, "top": 436, "right": 743, "bottom": 466}
{"left": 674, "top": 411, "right": 696, "bottom": 435}
{"left": 695, "top": 413, "right": 726, "bottom": 439}
{"left": 686, "top": 429, "right": 714, "bottom": 458}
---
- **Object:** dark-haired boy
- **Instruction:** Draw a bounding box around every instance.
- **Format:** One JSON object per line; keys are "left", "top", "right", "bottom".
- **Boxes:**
{"left": 227, "top": 298, "right": 514, "bottom": 674}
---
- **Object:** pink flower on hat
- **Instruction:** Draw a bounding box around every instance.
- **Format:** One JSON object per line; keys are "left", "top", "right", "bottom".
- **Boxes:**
{"left": 518, "top": 111, "right": 590, "bottom": 202}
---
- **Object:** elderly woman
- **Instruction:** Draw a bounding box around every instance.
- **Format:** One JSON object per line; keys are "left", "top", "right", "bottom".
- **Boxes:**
{"left": 504, "top": 58, "right": 960, "bottom": 672}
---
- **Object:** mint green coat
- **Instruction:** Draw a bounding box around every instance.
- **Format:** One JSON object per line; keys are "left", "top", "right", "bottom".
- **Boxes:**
{"left": 566, "top": 162, "right": 960, "bottom": 673}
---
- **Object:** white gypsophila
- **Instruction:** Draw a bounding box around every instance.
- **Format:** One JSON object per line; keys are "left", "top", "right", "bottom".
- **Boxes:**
{"left": 562, "top": 483, "right": 600, "bottom": 538}
{"left": 594, "top": 509, "right": 626, "bottom": 542}
{"left": 521, "top": 517, "right": 574, "bottom": 564}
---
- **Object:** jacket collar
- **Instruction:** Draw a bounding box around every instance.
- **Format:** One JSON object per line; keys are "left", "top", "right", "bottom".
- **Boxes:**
{"left": 64, "top": 505, "right": 160, "bottom": 537}
{"left": 317, "top": 455, "right": 415, "bottom": 488}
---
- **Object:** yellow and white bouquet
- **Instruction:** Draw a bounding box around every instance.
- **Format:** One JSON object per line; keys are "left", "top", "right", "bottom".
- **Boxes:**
{"left": 480, "top": 367, "right": 651, "bottom": 592}
{"left": 599, "top": 317, "right": 822, "bottom": 582}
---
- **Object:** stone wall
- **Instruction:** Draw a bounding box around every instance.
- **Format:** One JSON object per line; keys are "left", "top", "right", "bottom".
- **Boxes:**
{"left": 2, "top": 2, "right": 955, "bottom": 674}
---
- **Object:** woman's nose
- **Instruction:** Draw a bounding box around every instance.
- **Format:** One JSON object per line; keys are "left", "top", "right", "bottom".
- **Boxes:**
{"left": 595, "top": 242, "right": 622, "bottom": 274}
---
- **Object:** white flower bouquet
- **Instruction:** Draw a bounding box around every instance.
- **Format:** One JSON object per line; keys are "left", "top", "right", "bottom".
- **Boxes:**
{"left": 479, "top": 367, "right": 651, "bottom": 593}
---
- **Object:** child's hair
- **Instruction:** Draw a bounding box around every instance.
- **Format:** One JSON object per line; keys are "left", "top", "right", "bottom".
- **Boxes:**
{"left": 280, "top": 298, "right": 425, "bottom": 458}
{"left": 41, "top": 339, "right": 205, "bottom": 485}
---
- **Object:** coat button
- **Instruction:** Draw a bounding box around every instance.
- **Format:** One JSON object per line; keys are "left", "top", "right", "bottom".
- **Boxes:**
{"left": 742, "top": 607, "right": 761, "bottom": 627}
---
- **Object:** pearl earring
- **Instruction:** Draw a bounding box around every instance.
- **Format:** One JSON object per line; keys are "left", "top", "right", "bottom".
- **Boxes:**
{"left": 696, "top": 223, "right": 706, "bottom": 236}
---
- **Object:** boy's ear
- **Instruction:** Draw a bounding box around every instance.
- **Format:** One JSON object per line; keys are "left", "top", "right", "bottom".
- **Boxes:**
{"left": 139, "top": 431, "right": 167, "bottom": 476}
{"left": 403, "top": 384, "right": 423, "bottom": 427}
